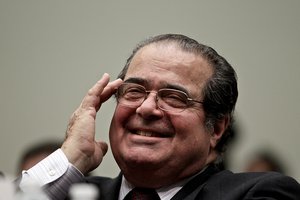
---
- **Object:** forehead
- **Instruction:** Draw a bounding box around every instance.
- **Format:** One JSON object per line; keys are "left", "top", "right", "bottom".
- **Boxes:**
{"left": 125, "top": 43, "right": 213, "bottom": 93}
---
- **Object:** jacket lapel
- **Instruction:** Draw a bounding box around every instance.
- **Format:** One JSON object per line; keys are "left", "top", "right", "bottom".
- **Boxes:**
{"left": 170, "top": 165, "right": 220, "bottom": 200}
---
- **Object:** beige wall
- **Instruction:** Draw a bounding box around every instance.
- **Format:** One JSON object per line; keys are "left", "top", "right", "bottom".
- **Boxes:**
{"left": 1, "top": 1, "right": 299, "bottom": 181}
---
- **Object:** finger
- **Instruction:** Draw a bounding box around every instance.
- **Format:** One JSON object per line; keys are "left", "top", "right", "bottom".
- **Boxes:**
{"left": 99, "top": 78, "right": 123, "bottom": 103}
{"left": 91, "top": 73, "right": 111, "bottom": 97}
{"left": 94, "top": 78, "right": 123, "bottom": 112}
{"left": 81, "top": 73, "right": 110, "bottom": 109}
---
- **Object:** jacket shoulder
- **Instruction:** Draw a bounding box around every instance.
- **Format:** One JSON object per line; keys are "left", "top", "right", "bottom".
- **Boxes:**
{"left": 201, "top": 170, "right": 300, "bottom": 200}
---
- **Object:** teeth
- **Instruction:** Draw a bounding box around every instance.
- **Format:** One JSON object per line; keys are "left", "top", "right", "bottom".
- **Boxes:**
{"left": 136, "top": 130, "right": 156, "bottom": 137}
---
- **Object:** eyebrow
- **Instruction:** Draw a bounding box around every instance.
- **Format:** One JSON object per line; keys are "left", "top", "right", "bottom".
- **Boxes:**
{"left": 124, "top": 77, "right": 191, "bottom": 96}
{"left": 124, "top": 77, "right": 147, "bottom": 85}
{"left": 164, "top": 83, "right": 190, "bottom": 95}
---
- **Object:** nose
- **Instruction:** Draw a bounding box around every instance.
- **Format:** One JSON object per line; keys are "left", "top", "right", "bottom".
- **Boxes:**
{"left": 136, "top": 92, "right": 164, "bottom": 118}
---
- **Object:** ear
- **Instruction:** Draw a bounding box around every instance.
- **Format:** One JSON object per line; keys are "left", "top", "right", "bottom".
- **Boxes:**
{"left": 210, "top": 115, "right": 230, "bottom": 149}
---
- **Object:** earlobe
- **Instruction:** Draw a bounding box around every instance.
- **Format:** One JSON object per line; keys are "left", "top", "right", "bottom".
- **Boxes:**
{"left": 210, "top": 115, "right": 230, "bottom": 148}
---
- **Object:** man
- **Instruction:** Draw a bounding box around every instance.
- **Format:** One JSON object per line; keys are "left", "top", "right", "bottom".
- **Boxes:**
{"left": 20, "top": 34, "right": 300, "bottom": 199}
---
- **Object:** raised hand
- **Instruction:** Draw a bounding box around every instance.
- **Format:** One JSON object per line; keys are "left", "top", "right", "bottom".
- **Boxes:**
{"left": 62, "top": 73, "right": 123, "bottom": 174}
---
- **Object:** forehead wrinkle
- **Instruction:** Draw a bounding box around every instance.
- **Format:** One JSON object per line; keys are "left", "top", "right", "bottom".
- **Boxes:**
{"left": 132, "top": 43, "right": 197, "bottom": 72}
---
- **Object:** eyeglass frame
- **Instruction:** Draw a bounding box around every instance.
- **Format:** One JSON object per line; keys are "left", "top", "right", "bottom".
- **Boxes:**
{"left": 115, "top": 82, "right": 203, "bottom": 113}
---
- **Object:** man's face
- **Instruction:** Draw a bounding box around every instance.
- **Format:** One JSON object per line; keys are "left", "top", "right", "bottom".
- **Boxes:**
{"left": 109, "top": 43, "right": 218, "bottom": 187}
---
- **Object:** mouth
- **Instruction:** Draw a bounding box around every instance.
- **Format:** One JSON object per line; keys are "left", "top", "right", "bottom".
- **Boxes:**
{"left": 131, "top": 129, "right": 171, "bottom": 138}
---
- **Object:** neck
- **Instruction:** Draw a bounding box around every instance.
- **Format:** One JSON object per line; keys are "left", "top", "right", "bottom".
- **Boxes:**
{"left": 121, "top": 151, "right": 219, "bottom": 188}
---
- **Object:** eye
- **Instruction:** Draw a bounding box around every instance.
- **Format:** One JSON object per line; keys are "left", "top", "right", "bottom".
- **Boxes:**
{"left": 123, "top": 86, "right": 145, "bottom": 99}
{"left": 159, "top": 90, "right": 187, "bottom": 108}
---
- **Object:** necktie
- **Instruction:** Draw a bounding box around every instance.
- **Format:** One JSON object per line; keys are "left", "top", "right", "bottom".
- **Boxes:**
{"left": 124, "top": 187, "right": 160, "bottom": 200}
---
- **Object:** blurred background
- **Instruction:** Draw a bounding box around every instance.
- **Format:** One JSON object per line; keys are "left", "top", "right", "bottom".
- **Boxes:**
{"left": 1, "top": 1, "right": 299, "bottom": 181}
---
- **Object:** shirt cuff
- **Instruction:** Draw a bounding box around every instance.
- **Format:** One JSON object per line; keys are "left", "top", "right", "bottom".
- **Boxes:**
{"left": 20, "top": 148, "right": 70, "bottom": 187}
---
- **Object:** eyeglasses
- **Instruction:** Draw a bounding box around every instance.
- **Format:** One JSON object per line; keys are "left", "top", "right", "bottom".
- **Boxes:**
{"left": 116, "top": 83, "right": 203, "bottom": 113}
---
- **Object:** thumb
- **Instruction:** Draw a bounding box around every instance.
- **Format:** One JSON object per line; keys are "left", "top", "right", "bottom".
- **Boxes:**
{"left": 97, "top": 141, "right": 108, "bottom": 156}
{"left": 88, "top": 141, "right": 108, "bottom": 172}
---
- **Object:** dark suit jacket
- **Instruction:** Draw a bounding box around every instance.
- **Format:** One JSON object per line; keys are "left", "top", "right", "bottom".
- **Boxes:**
{"left": 85, "top": 165, "right": 300, "bottom": 200}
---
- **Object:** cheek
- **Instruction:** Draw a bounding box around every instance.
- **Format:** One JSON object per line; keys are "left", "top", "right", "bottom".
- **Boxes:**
{"left": 109, "top": 106, "right": 128, "bottom": 159}
{"left": 109, "top": 106, "right": 134, "bottom": 141}
{"left": 110, "top": 105, "right": 132, "bottom": 126}
{"left": 110, "top": 107, "right": 122, "bottom": 129}
{"left": 172, "top": 112, "right": 206, "bottom": 137}
{"left": 171, "top": 113, "right": 210, "bottom": 151}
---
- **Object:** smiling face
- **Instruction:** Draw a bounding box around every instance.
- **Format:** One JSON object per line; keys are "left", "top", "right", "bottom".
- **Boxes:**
{"left": 109, "top": 42, "right": 220, "bottom": 188}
